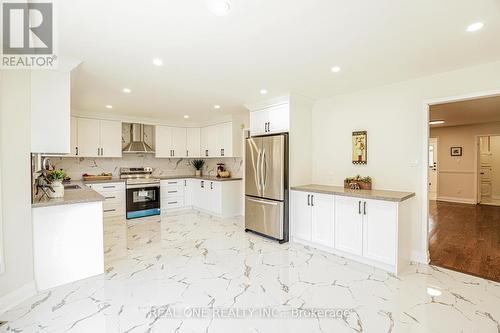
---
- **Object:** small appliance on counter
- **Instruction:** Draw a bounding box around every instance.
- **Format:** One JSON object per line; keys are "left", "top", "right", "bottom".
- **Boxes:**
{"left": 120, "top": 167, "right": 161, "bottom": 219}
{"left": 216, "top": 163, "right": 230, "bottom": 178}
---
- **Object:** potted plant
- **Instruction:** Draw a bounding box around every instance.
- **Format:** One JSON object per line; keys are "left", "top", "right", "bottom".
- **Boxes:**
{"left": 47, "top": 169, "right": 67, "bottom": 198}
{"left": 344, "top": 175, "right": 372, "bottom": 190}
{"left": 191, "top": 159, "right": 205, "bottom": 176}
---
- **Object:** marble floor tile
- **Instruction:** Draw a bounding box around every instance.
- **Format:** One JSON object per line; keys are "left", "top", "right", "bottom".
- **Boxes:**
{"left": 1, "top": 211, "right": 499, "bottom": 332}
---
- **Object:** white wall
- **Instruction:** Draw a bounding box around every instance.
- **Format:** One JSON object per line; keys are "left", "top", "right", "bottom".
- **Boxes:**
{"left": 0, "top": 70, "right": 35, "bottom": 310}
{"left": 430, "top": 122, "right": 500, "bottom": 203}
{"left": 311, "top": 60, "right": 500, "bottom": 260}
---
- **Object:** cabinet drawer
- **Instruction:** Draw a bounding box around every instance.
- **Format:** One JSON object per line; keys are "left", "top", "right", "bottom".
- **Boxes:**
{"left": 101, "top": 191, "right": 124, "bottom": 203}
{"left": 88, "top": 182, "right": 125, "bottom": 192}
{"left": 162, "top": 197, "right": 184, "bottom": 210}
{"left": 162, "top": 187, "right": 184, "bottom": 196}
{"left": 103, "top": 202, "right": 125, "bottom": 217}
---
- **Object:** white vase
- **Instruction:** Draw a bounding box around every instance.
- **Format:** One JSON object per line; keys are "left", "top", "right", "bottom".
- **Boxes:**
{"left": 49, "top": 180, "right": 64, "bottom": 198}
{"left": 195, "top": 170, "right": 201, "bottom": 176}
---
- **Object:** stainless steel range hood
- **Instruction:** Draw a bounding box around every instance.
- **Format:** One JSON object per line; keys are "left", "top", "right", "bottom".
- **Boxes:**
{"left": 123, "top": 123, "right": 155, "bottom": 153}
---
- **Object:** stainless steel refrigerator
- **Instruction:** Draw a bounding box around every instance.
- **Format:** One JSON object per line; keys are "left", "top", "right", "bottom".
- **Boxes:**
{"left": 245, "top": 133, "right": 288, "bottom": 243}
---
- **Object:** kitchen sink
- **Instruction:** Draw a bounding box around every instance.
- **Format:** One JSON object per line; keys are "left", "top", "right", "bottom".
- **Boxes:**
{"left": 64, "top": 184, "right": 81, "bottom": 190}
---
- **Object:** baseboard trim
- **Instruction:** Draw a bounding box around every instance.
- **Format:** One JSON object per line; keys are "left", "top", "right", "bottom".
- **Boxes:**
{"left": 411, "top": 251, "right": 429, "bottom": 264}
{"left": 436, "top": 196, "right": 476, "bottom": 204}
{"left": 0, "top": 281, "right": 37, "bottom": 315}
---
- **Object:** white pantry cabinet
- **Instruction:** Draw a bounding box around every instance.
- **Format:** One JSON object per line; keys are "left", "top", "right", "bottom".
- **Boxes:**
{"left": 73, "top": 117, "right": 122, "bottom": 158}
{"left": 291, "top": 189, "right": 413, "bottom": 275}
{"left": 291, "top": 191, "right": 334, "bottom": 248}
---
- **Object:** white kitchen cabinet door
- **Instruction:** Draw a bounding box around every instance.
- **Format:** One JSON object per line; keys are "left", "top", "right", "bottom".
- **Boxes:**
{"left": 267, "top": 104, "right": 289, "bottom": 134}
{"left": 219, "top": 122, "right": 233, "bottom": 157}
{"left": 250, "top": 109, "right": 269, "bottom": 136}
{"left": 334, "top": 196, "right": 363, "bottom": 256}
{"left": 291, "top": 191, "right": 312, "bottom": 241}
{"left": 186, "top": 128, "right": 200, "bottom": 158}
{"left": 209, "top": 181, "right": 222, "bottom": 213}
{"left": 70, "top": 117, "right": 78, "bottom": 156}
{"left": 155, "top": 126, "right": 173, "bottom": 158}
{"left": 362, "top": 199, "right": 397, "bottom": 266}
{"left": 310, "top": 193, "right": 335, "bottom": 248}
{"left": 77, "top": 118, "right": 100, "bottom": 157}
{"left": 192, "top": 180, "right": 205, "bottom": 209}
{"left": 99, "top": 120, "right": 122, "bottom": 158}
{"left": 171, "top": 127, "right": 187, "bottom": 158}
{"left": 207, "top": 125, "right": 219, "bottom": 157}
{"left": 200, "top": 127, "right": 210, "bottom": 157}
{"left": 184, "top": 179, "right": 194, "bottom": 207}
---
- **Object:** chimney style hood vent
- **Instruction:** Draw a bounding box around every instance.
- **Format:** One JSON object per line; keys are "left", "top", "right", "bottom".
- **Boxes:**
{"left": 123, "top": 123, "right": 155, "bottom": 154}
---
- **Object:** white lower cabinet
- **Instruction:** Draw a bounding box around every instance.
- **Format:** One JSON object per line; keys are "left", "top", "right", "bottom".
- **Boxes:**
{"left": 161, "top": 178, "right": 242, "bottom": 218}
{"left": 291, "top": 190, "right": 408, "bottom": 275}
{"left": 86, "top": 182, "right": 125, "bottom": 218}
{"left": 291, "top": 191, "right": 334, "bottom": 247}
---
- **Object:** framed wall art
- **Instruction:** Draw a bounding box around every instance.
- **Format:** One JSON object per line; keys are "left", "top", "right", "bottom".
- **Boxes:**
{"left": 450, "top": 147, "right": 462, "bottom": 156}
{"left": 352, "top": 131, "right": 367, "bottom": 165}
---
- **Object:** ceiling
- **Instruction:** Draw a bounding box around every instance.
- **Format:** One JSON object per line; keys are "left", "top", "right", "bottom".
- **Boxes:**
{"left": 430, "top": 95, "right": 500, "bottom": 127}
{"left": 60, "top": 0, "right": 500, "bottom": 123}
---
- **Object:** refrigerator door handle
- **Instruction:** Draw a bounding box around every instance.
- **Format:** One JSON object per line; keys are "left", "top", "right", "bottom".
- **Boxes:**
{"left": 247, "top": 197, "right": 279, "bottom": 206}
{"left": 256, "top": 149, "right": 262, "bottom": 196}
{"left": 262, "top": 148, "right": 267, "bottom": 191}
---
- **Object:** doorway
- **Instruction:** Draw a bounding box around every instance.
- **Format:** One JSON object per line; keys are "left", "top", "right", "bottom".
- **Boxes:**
{"left": 426, "top": 94, "right": 500, "bottom": 282}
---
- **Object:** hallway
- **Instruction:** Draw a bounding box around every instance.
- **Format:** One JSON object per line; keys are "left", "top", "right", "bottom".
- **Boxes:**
{"left": 429, "top": 200, "right": 500, "bottom": 282}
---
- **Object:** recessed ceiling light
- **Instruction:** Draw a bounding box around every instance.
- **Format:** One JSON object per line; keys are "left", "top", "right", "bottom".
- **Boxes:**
{"left": 105, "top": 105, "right": 113, "bottom": 109}
{"left": 122, "top": 88, "right": 131, "bottom": 93}
{"left": 426, "top": 287, "right": 442, "bottom": 297}
{"left": 207, "top": 0, "right": 231, "bottom": 16}
{"left": 214, "top": 105, "right": 221, "bottom": 109}
{"left": 152, "top": 58, "right": 163, "bottom": 66}
{"left": 184, "top": 115, "right": 189, "bottom": 119}
{"left": 466, "top": 22, "right": 484, "bottom": 32}
{"left": 260, "top": 89, "right": 268, "bottom": 95}
{"left": 429, "top": 120, "right": 445, "bottom": 125}
{"left": 331, "top": 65, "right": 341, "bottom": 73}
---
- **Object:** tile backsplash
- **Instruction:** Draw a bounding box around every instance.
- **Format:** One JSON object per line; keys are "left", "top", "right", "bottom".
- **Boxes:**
{"left": 50, "top": 155, "right": 243, "bottom": 180}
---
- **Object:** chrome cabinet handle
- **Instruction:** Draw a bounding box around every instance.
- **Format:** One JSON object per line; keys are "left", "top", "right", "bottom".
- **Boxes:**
{"left": 168, "top": 201, "right": 178, "bottom": 204}
{"left": 205, "top": 150, "right": 208, "bottom": 156}
{"left": 201, "top": 181, "right": 204, "bottom": 188}
{"left": 101, "top": 148, "right": 104, "bottom": 156}
{"left": 186, "top": 150, "right": 189, "bottom": 157}
{"left": 221, "top": 148, "right": 224, "bottom": 156}
{"left": 105, "top": 196, "right": 116, "bottom": 199}
{"left": 167, "top": 190, "right": 177, "bottom": 193}
{"left": 104, "top": 209, "right": 116, "bottom": 212}
{"left": 311, "top": 195, "right": 314, "bottom": 206}
{"left": 363, "top": 201, "right": 367, "bottom": 215}
{"left": 307, "top": 194, "right": 310, "bottom": 206}
{"left": 75, "top": 147, "right": 78, "bottom": 156}
{"left": 358, "top": 201, "right": 361, "bottom": 214}
{"left": 210, "top": 182, "right": 213, "bottom": 190}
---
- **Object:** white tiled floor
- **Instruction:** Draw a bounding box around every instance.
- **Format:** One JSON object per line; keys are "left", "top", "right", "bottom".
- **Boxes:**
{"left": 1, "top": 211, "right": 499, "bottom": 332}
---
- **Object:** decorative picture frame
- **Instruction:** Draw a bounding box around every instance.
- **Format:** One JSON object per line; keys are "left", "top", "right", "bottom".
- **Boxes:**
{"left": 352, "top": 131, "right": 367, "bottom": 165}
{"left": 450, "top": 147, "right": 462, "bottom": 156}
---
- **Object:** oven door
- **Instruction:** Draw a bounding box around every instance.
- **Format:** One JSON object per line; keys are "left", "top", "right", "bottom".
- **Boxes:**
{"left": 126, "top": 184, "right": 160, "bottom": 219}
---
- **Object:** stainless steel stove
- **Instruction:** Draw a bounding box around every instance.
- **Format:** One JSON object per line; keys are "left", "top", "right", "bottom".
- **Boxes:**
{"left": 120, "top": 167, "right": 161, "bottom": 219}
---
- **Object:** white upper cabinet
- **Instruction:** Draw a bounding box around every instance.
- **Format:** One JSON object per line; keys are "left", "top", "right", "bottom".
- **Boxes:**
{"left": 31, "top": 70, "right": 71, "bottom": 154}
{"left": 99, "top": 120, "right": 122, "bottom": 158}
{"left": 186, "top": 128, "right": 200, "bottom": 158}
{"left": 249, "top": 102, "right": 289, "bottom": 136}
{"left": 171, "top": 127, "right": 187, "bottom": 157}
{"left": 74, "top": 118, "right": 122, "bottom": 158}
{"left": 155, "top": 126, "right": 173, "bottom": 158}
{"left": 70, "top": 117, "right": 78, "bottom": 156}
{"left": 76, "top": 118, "right": 100, "bottom": 157}
{"left": 199, "top": 122, "right": 234, "bottom": 157}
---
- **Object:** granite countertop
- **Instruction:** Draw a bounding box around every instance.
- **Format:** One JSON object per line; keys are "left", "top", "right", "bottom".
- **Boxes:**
{"left": 158, "top": 175, "right": 243, "bottom": 182}
{"left": 32, "top": 181, "right": 105, "bottom": 208}
{"left": 291, "top": 184, "right": 415, "bottom": 202}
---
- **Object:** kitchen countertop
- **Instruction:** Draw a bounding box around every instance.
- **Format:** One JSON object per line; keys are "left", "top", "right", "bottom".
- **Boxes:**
{"left": 32, "top": 181, "right": 105, "bottom": 208}
{"left": 81, "top": 178, "right": 126, "bottom": 184}
{"left": 291, "top": 184, "right": 415, "bottom": 202}
{"left": 158, "top": 175, "right": 243, "bottom": 182}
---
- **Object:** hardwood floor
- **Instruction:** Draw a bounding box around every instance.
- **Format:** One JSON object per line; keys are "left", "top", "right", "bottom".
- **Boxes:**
{"left": 429, "top": 200, "right": 500, "bottom": 282}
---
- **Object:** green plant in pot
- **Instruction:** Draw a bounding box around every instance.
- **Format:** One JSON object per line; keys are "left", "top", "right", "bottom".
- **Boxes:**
{"left": 47, "top": 169, "right": 67, "bottom": 198}
{"left": 191, "top": 159, "right": 205, "bottom": 176}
